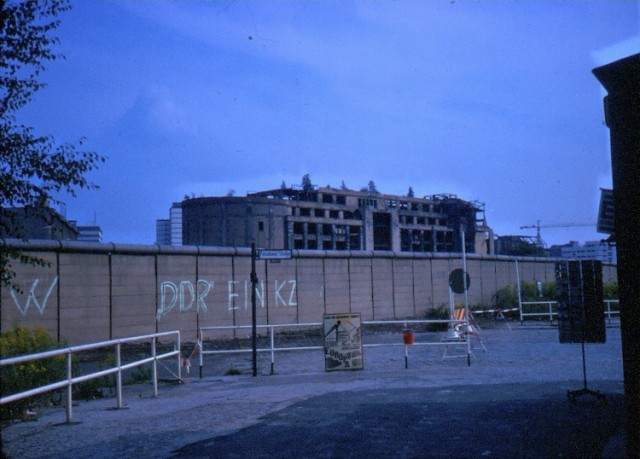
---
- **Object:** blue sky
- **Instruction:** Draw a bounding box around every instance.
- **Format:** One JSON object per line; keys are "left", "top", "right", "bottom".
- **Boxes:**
{"left": 18, "top": 0, "right": 639, "bottom": 246}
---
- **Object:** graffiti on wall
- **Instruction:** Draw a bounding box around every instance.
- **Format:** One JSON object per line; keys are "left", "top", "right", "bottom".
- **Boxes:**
{"left": 9, "top": 277, "right": 59, "bottom": 317}
{"left": 156, "top": 278, "right": 297, "bottom": 320}
{"left": 157, "top": 279, "right": 213, "bottom": 320}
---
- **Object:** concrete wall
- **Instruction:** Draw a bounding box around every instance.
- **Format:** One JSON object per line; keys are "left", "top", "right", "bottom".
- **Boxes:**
{"left": 1, "top": 240, "right": 618, "bottom": 345}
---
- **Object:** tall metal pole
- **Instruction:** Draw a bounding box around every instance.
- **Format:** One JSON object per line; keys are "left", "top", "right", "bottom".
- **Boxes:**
{"left": 461, "top": 224, "right": 471, "bottom": 366}
{"left": 251, "top": 243, "right": 258, "bottom": 377}
{"left": 515, "top": 259, "right": 523, "bottom": 323}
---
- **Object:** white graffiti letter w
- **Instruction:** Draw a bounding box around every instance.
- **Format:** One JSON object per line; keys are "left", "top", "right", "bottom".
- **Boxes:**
{"left": 10, "top": 277, "right": 59, "bottom": 317}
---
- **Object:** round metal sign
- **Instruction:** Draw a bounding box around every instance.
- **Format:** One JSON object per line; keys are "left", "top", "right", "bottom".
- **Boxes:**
{"left": 449, "top": 268, "right": 471, "bottom": 294}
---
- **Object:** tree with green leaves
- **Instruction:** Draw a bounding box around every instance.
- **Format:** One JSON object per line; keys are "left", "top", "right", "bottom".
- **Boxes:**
{"left": 367, "top": 180, "right": 378, "bottom": 194}
{"left": 407, "top": 186, "right": 415, "bottom": 198}
{"left": 1, "top": 0, "right": 105, "bottom": 289}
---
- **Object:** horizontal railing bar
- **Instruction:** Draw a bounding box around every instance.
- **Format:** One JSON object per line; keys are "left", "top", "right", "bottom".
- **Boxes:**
{"left": 200, "top": 322, "right": 322, "bottom": 332}
{"left": 364, "top": 341, "right": 466, "bottom": 347}
{"left": 0, "top": 331, "right": 181, "bottom": 412}
{"left": 363, "top": 319, "right": 463, "bottom": 325}
{"left": 1, "top": 381, "right": 70, "bottom": 405}
{"left": 1, "top": 331, "right": 180, "bottom": 366}
{"left": 71, "top": 368, "right": 119, "bottom": 384}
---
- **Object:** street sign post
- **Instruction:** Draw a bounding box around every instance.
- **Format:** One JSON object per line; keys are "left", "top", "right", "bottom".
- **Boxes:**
{"left": 257, "top": 249, "right": 292, "bottom": 260}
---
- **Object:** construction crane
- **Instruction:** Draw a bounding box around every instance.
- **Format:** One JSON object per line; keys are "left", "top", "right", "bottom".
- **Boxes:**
{"left": 520, "top": 220, "right": 594, "bottom": 247}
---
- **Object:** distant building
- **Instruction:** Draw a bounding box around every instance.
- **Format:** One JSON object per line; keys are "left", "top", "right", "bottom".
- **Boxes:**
{"left": 76, "top": 224, "right": 103, "bottom": 243}
{"left": 156, "top": 219, "right": 171, "bottom": 245}
{"left": 549, "top": 240, "right": 617, "bottom": 263}
{"left": 494, "top": 235, "right": 545, "bottom": 257}
{"left": 0, "top": 207, "right": 78, "bottom": 241}
{"left": 156, "top": 202, "right": 182, "bottom": 246}
{"left": 178, "top": 187, "right": 494, "bottom": 254}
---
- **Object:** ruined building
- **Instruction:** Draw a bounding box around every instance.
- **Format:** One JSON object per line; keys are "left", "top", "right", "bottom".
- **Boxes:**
{"left": 178, "top": 186, "right": 494, "bottom": 254}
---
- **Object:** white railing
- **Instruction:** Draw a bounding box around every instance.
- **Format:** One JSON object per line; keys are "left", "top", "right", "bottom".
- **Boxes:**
{"left": 198, "top": 323, "right": 323, "bottom": 377}
{"left": 518, "top": 300, "right": 621, "bottom": 324}
{"left": 604, "top": 299, "right": 620, "bottom": 323}
{"left": 0, "top": 331, "right": 181, "bottom": 423}
{"left": 519, "top": 301, "right": 558, "bottom": 323}
{"left": 198, "top": 318, "right": 470, "bottom": 376}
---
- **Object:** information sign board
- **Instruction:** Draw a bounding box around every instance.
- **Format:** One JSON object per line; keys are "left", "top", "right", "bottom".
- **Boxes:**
{"left": 555, "top": 260, "right": 606, "bottom": 344}
{"left": 323, "top": 313, "right": 363, "bottom": 371}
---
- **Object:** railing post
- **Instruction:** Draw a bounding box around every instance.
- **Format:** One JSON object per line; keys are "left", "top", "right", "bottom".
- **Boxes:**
{"left": 198, "top": 331, "right": 203, "bottom": 380}
{"left": 549, "top": 302, "right": 554, "bottom": 324}
{"left": 66, "top": 351, "right": 73, "bottom": 423}
{"left": 516, "top": 260, "right": 523, "bottom": 324}
{"left": 116, "top": 342, "right": 123, "bottom": 409}
{"left": 152, "top": 338, "right": 158, "bottom": 397}
{"left": 177, "top": 332, "right": 182, "bottom": 381}
{"left": 270, "top": 326, "right": 275, "bottom": 375}
{"left": 404, "top": 344, "right": 409, "bottom": 369}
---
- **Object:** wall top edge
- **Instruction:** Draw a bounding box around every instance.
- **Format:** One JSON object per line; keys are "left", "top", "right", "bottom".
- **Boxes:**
{"left": 0, "top": 239, "right": 614, "bottom": 267}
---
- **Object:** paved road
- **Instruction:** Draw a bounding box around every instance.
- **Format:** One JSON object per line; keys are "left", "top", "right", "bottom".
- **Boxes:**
{"left": 1, "top": 324, "right": 627, "bottom": 458}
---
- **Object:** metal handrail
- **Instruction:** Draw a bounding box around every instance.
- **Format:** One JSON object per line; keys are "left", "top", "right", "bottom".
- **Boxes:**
{"left": 520, "top": 301, "right": 558, "bottom": 323}
{"left": 198, "top": 319, "right": 469, "bottom": 376}
{"left": 0, "top": 331, "right": 181, "bottom": 423}
{"left": 519, "top": 300, "right": 620, "bottom": 324}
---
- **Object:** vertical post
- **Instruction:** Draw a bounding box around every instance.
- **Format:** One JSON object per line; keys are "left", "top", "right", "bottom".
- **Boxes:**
{"left": 593, "top": 53, "right": 640, "bottom": 458}
{"left": 461, "top": 224, "right": 471, "bottom": 366}
{"left": 270, "top": 326, "right": 275, "bottom": 375}
{"left": 549, "top": 302, "right": 554, "bottom": 323}
{"left": 66, "top": 352, "right": 73, "bottom": 423}
{"left": 152, "top": 338, "right": 158, "bottom": 397}
{"left": 405, "top": 344, "right": 409, "bottom": 369}
{"left": 116, "top": 343, "right": 123, "bottom": 409}
{"left": 515, "top": 260, "right": 523, "bottom": 324}
{"left": 198, "top": 331, "right": 203, "bottom": 380}
{"left": 251, "top": 243, "right": 258, "bottom": 377}
{"left": 177, "top": 332, "right": 182, "bottom": 381}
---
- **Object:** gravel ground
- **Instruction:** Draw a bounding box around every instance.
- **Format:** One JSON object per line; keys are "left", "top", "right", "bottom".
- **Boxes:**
{"left": 1, "top": 321, "right": 626, "bottom": 458}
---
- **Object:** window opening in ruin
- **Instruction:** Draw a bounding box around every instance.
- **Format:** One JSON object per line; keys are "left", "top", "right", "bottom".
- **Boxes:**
{"left": 258, "top": 221, "right": 264, "bottom": 231}
{"left": 400, "top": 229, "right": 410, "bottom": 251}
{"left": 336, "top": 195, "right": 346, "bottom": 205}
{"left": 358, "top": 198, "right": 378, "bottom": 208}
{"left": 373, "top": 212, "right": 392, "bottom": 250}
{"left": 322, "top": 194, "right": 334, "bottom": 204}
{"left": 330, "top": 210, "right": 339, "bottom": 219}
